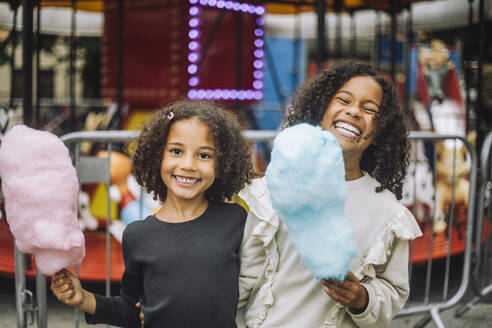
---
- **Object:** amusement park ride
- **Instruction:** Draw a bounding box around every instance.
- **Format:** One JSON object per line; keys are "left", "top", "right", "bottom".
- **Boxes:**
{"left": 0, "top": 0, "right": 489, "bottom": 284}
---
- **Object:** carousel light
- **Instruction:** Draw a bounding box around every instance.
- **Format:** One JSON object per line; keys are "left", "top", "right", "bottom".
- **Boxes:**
{"left": 188, "top": 41, "right": 200, "bottom": 50}
{"left": 254, "top": 38, "right": 264, "bottom": 48}
{"left": 188, "top": 29, "right": 200, "bottom": 39}
{"left": 253, "top": 70, "right": 264, "bottom": 79}
{"left": 240, "top": 3, "right": 249, "bottom": 12}
{"left": 188, "top": 52, "right": 200, "bottom": 62}
{"left": 189, "top": 6, "right": 200, "bottom": 16}
{"left": 189, "top": 18, "right": 200, "bottom": 28}
{"left": 188, "top": 77, "right": 199, "bottom": 87}
{"left": 188, "top": 89, "right": 197, "bottom": 99}
{"left": 253, "top": 80, "right": 263, "bottom": 89}
{"left": 188, "top": 64, "right": 198, "bottom": 74}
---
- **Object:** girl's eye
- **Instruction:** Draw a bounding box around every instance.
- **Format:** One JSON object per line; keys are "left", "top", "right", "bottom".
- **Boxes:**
{"left": 169, "top": 149, "right": 182, "bottom": 155}
{"left": 337, "top": 97, "right": 349, "bottom": 104}
{"left": 364, "top": 107, "right": 378, "bottom": 114}
{"left": 197, "top": 153, "right": 212, "bottom": 159}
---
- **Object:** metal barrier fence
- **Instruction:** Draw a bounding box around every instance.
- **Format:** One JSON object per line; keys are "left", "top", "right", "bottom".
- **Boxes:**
{"left": 11, "top": 130, "right": 479, "bottom": 328}
{"left": 455, "top": 131, "right": 492, "bottom": 318}
{"left": 395, "top": 132, "right": 478, "bottom": 328}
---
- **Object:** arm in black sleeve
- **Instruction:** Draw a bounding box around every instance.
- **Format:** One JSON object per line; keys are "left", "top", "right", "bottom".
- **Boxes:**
{"left": 85, "top": 227, "right": 143, "bottom": 328}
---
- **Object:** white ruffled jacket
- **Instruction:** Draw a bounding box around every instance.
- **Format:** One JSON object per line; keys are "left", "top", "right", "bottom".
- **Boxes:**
{"left": 236, "top": 175, "right": 422, "bottom": 328}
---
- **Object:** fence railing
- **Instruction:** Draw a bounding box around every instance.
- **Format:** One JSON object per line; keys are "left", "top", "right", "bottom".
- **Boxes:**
{"left": 395, "top": 132, "right": 478, "bottom": 328}
{"left": 455, "top": 131, "right": 492, "bottom": 319}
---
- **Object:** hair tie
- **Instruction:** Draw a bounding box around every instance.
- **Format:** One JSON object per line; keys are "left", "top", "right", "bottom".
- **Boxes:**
{"left": 167, "top": 111, "right": 174, "bottom": 120}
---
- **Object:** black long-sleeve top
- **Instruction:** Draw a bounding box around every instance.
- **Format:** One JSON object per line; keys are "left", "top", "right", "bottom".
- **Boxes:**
{"left": 86, "top": 201, "right": 247, "bottom": 328}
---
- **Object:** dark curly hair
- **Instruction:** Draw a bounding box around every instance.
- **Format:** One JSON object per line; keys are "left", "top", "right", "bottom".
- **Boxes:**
{"left": 283, "top": 61, "right": 410, "bottom": 200}
{"left": 132, "top": 101, "right": 256, "bottom": 203}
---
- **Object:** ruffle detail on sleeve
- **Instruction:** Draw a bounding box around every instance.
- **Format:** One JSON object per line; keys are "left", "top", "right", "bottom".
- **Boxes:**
{"left": 358, "top": 207, "right": 422, "bottom": 278}
{"left": 238, "top": 177, "right": 280, "bottom": 328}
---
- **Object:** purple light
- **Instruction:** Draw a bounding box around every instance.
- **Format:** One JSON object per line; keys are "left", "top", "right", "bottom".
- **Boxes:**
{"left": 246, "top": 90, "right": 254, "bottom": 99}
{"left": 253, "top": 60, "right": 264, "bottom": 69}
{"left": 188, "top": 89, "right": 197, "bottom": 99}
{"left": 240, "top": 3, "right": 249, "bottom": 12}
{"left": 254, "top": 49, "right": 264, "bottom": 58}
{"left": 188, "top": 41, "right": 200, "bottom": 50}
{"left": 197, "top": 90, "right": 206, "bottom": 99}
{"left": 208, "top": 0, "right": 217, "bottom": 6}
{"left": 256, "top": 18, "right": 264, "bottom": 26}
{"left": 188, "top": 64, "right": 198, "bottom": 74}
{"left": 230, "top": 90, "right": 238, "bottom": 99}
{"left": 189, "top": 6, "right": 200, "bottom": 16}
{"left": 255, "top": 6, "right": 265, "bottom": 15}
{"left": 238, "top": 90, "right": 246, "bottom": 100}
{"left": 253, "top": 91, "right": 263, "bottom": 100}
{"left": 254, "top": 29, "right": 264, "bottom": 37}
{"left": 189, "top": 29, "right": 200, "bottom": 39}
{"left": 217, "top": 0, "right": 225, "bottom": 8}
{"left": 205, "top": 89, "right": 214, "bottom": 99}
{"left": 254, "top": 39, "right": 264, "bottom": 48}
{"left": 189, "top": 18, "right": 200, "bottom": 28}
{"left": 253, "top": 80, "right": 263, "bottom": 89}
{"left": 253, "top": 70, "right": 264, "bottom": 79}
{"left": 188, "top": 52, "right": 200, "bottom": 62}
{"left": 249, "top": 5, "right": 256, "bottom": 14}
{"left": 225, "top": 1, "right": 233, "bottom": 9}
{"left": 188, "top": 77, "right": 199, "bottom": 86}
{"left": 232, "top": 3, "right": 241, "bottom": 11}
{"left": 213, "top": 90, "right": 221, "bottom": 98}
{"left": 199, "top": 0, "right": 207, "bottom": 5}
{"left": 189, "top": 0, "right": 198, "bottom": 4}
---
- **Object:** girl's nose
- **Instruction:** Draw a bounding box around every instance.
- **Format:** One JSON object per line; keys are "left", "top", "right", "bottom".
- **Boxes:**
{"left": 344, "top": 104, "right": 361, "bottom": 119}
{"left": 181, "top": 154, "right": 196, "bottom": 170}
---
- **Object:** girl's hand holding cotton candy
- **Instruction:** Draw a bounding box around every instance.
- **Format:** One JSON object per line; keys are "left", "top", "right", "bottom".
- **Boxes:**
{"left": 265, "top": 123, "right": 357, "bottom": 281}
{"left": 0, "top": 125, "right": 85, "bottom": 275}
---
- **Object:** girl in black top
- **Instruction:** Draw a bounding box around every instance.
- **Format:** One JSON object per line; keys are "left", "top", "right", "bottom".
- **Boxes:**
{"left": 51, "top": 101, "right": 256, "bottom": 327}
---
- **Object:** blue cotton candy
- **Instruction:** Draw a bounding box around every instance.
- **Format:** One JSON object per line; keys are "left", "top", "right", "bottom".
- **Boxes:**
{"left": 265, "top": 123, "right": 357, "bottom": 281}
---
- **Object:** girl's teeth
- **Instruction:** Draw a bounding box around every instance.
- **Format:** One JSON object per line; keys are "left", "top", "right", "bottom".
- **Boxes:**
{"left": 175, "top": 176, "right": 198, "bottom": 184}
{"left": 334, "top": 122, "right": 361, "bottom": 136}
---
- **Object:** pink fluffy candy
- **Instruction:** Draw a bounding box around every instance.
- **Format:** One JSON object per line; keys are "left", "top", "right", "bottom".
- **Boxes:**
{"left": 0, "top": 125, "right": 85, "bottom": 275}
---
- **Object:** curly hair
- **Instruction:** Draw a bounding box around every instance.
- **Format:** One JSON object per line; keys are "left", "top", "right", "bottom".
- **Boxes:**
{"left": 132, "top": 101, "right": 256, "bottom": 203}
{"left": 283, "top": 61, "right": 410, "bottom": 200}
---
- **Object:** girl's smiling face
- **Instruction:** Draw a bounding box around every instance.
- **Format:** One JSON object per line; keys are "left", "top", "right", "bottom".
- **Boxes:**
{"left": 320, "top": 76, "right": 383, "bottom": 163}
{"left": 160, "top": 118, "right": 217, "bottom": 204}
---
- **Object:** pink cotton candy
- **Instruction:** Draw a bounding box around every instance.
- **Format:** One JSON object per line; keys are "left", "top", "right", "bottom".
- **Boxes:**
{"left": 0, "top": 125, "right": 85, "bottom": 275}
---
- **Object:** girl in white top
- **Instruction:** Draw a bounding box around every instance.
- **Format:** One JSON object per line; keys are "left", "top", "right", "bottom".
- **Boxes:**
{"left": 237, "top": 62, "right": 422, "bottom": 328}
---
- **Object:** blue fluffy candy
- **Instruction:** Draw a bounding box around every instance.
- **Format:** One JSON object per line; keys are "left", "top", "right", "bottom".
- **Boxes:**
{"left": 265, "top": 123, "right": 357, "bottom": 281}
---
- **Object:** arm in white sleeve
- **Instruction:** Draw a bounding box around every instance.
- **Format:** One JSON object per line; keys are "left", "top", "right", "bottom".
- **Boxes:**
{"left": 349, "top": 238, "right": 410, "bottom": 328}
{"left": 238, "top": 213, "right": 267, "bottom": 308}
